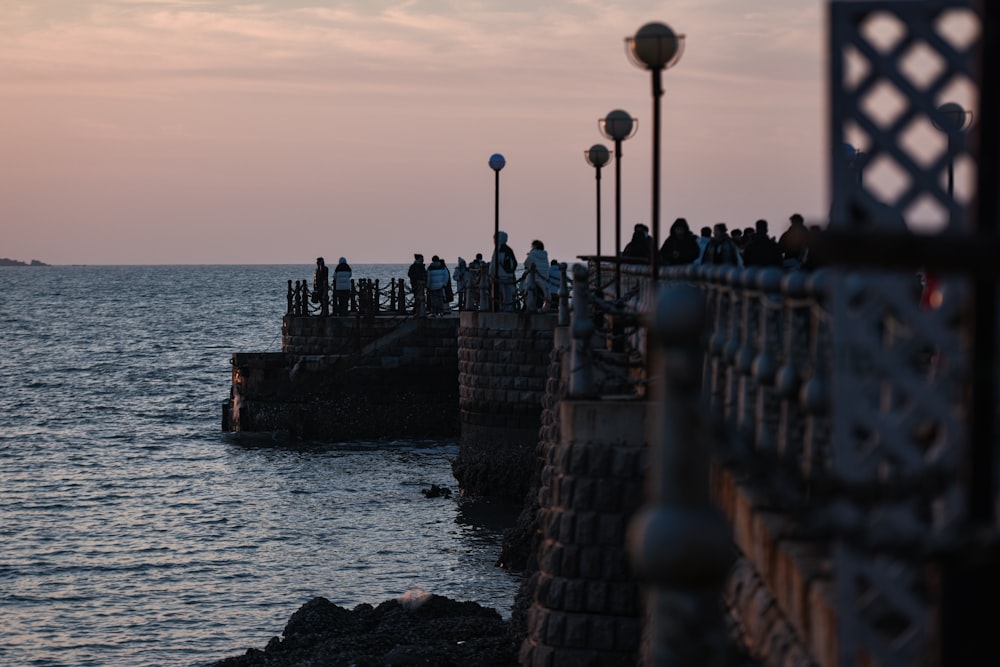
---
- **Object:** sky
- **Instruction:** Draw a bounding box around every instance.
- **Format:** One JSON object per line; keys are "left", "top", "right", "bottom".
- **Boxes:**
{"left": 1, "top": 0, "right": 826, "bottom": 265}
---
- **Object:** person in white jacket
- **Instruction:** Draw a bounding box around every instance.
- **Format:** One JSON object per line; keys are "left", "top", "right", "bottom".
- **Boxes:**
{"left": 522, "top": 239, "right": 549, "bottom": 312}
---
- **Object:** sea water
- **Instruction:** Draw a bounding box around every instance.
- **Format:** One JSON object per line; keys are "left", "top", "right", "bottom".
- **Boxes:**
{"left": 0, "top": 264, "right": 521, "bottom": 667}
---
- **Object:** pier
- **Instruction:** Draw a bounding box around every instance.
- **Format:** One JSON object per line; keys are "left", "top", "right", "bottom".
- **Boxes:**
{"left": 220, "top": 2, "right": 998, "bottom": 664}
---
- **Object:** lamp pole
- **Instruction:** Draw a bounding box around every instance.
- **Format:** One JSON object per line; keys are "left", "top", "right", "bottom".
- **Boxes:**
{"left": 599, "top": 110, "right": 637, "bottom": 299}
{"left": 489, "top": 153, "right": 506, "bottom": 312}
{"left": 585, "top": 144, "right": 611, "bottom": 298}
{"left": 627, "top": 22, "right": 684, "bottom": 285}
{"left": 933, "top": 101, "right": 973, "bottom": 198}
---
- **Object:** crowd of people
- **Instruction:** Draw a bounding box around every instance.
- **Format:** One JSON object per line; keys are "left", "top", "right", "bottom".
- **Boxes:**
{"left": 406, "top": 231, "right": 563, "bottom": 317}
{"left": 313, "top": 215, "right": 818, "bottom": 319}
{"left": 622, "top": 213, "right": 824, "bottom": 270}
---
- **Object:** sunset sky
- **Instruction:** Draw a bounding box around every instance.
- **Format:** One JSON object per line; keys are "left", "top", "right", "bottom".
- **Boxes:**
{"left": 1, "top": 0, "right": 826, "bottom": 265}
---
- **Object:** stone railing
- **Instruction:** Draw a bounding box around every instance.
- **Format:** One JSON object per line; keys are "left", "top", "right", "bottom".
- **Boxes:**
{"left": 519, "top": 260, "right": 840, "bottom": 665}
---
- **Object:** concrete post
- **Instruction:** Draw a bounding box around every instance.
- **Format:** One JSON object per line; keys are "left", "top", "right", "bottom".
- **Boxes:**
{"left": 569, "top": 263, "right": 595, "bottom": 398}
{"left": 628, "top": 284, "right": 732, "bottom": 667}
{"left": 558, "top": 262, "right": 570, "bottom": 327}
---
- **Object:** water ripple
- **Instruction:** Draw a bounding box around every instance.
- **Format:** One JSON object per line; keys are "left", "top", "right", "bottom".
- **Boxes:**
{"left": 0, "top": 265, "right": 521, "bottom": 667}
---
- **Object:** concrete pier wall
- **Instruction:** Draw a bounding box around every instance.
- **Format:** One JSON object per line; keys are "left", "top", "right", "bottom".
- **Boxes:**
{"left": 453, "top": 311, "right": 559, "bottom": 500}
{"left": 519, "top": 398, "right": 649, "bottom": 666}
{"left": 224, "top": 315, "right": 459, "bottom": 441}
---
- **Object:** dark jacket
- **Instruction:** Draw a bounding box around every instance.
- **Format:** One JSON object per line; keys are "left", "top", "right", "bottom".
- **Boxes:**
{"left": 622, "top": 231, "right": 651, "bottom": 260}
{"left": 408, "top": 261, "right": 426, "bottom": 285}
{"left": 659, "top": 234, "right": 701, "bottom": 265}
{"left": 741, "top": 235, "right": 782, "bottom": 267}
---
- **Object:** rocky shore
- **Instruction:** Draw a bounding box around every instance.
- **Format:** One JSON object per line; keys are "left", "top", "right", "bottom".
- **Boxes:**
{"left": 210, "top": 592, "right": 518, "bottom": 666}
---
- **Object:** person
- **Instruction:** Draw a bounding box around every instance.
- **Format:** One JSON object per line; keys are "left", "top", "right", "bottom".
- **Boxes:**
{"left": 659, "top": 218, "right": 701, "bottom": 266}
{"left": 426, "top": 255, "right": 449, "bottom": 317}
{"left": 622, "top": 223, "right": 651, "bottom": 260}
{"left": 312, "top": 257, "right": 329, "bottom": 316}
{"left": 490, "top": 231, "right": 517, "bottom": 312}
{"left": 408, "top": 253, "right": 427, "bottom": 316}
{"left": 522, "top": 240, "right": 549, "bottom": 311}
{"left": 702, "top": 222, "right": 744, "bottom": 266}
{"left": 801, "top": 225, "right": 826, "bottom": 270}
{"left": 730, "top": 228, "right": 744, "bottom": 251}
{"left": 547, "top": 259, "right": 562, "bottom": 309}
{"left": 468, "top": 253, "right": 484, "bottom": 310}
{"left": 741, "top": 219, "right": 782, "bottom": 267}
{"left": 453, "top": 258, "right": 469, "bottom": 311}
{"left": 694, "top": 226, "right": 712, "bottom": 264}
{"left": 778, "top": 213, "right": 809, "bottom": 269}
{"left": 332, "top": 257, "right": 352, "bottom": 315}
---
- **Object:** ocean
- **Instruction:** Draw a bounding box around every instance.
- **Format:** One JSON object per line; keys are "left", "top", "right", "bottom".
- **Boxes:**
{"left": 0, "top": 264, "right": 522, "bottom": 667}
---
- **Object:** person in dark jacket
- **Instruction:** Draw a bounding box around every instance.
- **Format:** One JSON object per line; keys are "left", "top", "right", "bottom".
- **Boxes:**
{"left": 333, "top": 257, "right": 352, "bottom": 315}
{"left": 659, "top": 218, "right": 701, "bottom": 266}
{"left": 741, "top": 219, "right": 782, "bottom": 267}
{"left": 408, "top": 253, "right": 427, "bottom": 316}
{"left": 778, "top": 213, "right": 809, "bottom": 269}
{"left": 702, "top": 223, "right": 744, "bottom": 266}
{"left": 312, "top": 257, "right": 329, "bottom": 316}
{"left": 622, "top": 223, "right": 651, "bottom": 261}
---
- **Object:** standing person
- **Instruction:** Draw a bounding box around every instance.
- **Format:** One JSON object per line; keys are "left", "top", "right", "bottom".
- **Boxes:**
{"left": 332, "top": 257, "right": 352, "bottom": 315}
{"left": 694, "top": 226, "right": 712, "bottom": 264}
{"left": 522, "top": 239, "right": 549, "bottom": 312}
{"left": 702, "top": 222, "right": 744, "bottom": 266}
{"left": 778, "top": 213, "right": 809, "bottom": 269}
{"left": 742, "top": 219, "right": 782, "bottom": 267}
{"left": 426, "top": 255, "right": 449, "bottom": 317}
{"left": 490, "top": 231, "right": 517, "bottom": 312}
{"left": 408, "top": 253, "right": 427, "bottom": 317}
{"left": 468, "top": 253, "right": 484, "bottom": 310}
{"left": 453, "top": 258, "right": 469, "bottom": 311}
{"left": 312, "top": 257, "right": 329, "bottom": 316}
{"left": 659, "top": 217, "right": 701, "bottom": 266}
{"left": 622, "top": 223, "right": 651, "bottom": 260}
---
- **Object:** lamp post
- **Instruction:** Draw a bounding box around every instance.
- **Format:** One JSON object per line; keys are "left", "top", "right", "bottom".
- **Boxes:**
{"left": 489, "top": 153, "right": 506, "bottom": 312}
{"left": 627, "top": 22, "right": 684, "bottom": 284}
{"left": 599, "top": 109, "right": 637, "bottom": 299}
{"left": 585, "top": 144, "right": 611, "bottom": 298}
{"left": 932, "top": 101, "right": 973, "bottom": 198}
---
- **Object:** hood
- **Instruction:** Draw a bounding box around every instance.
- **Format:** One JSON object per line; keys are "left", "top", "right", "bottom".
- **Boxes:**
{"left": 497, "top": 231, "right": 508, "bottom": 245}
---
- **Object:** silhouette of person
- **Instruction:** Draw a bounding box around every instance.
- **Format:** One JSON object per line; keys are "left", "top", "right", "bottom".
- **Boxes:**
{"left": 313, "top": 257, "right": 329, "bottom": 316}
{"left": 659, "top": 218, "right": 701, "bottom": 266}
{"left": 333, "top": 257, "right": 352, "bottom": 315}
{"left": 622, "top": 223, "right": 651, "bottom": 261}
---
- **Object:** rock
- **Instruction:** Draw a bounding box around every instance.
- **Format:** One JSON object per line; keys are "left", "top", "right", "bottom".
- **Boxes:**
{"left": 420, "top": 484, "right": 452, "bottom": 498}
{"left": 210, "top": 594, "right": 517, "bottom": 666}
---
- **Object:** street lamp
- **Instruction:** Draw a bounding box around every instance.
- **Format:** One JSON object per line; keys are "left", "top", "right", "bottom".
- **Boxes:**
{"left": 932, "top": 101, "right": 973, "bottom": 198}
{"left": 599, "top": 109, "right": 637, "bottom": 299}
{"left": 585, "top": 144, "right": 612, "bottom": 297}
{"left": 627, "top": 21, "right": 684, "bottom": 283}
{"left": 489, "top": 153, "right": 506, "bottom": 312}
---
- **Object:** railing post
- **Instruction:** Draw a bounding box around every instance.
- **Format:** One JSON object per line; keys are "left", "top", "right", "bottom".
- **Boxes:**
{"left": 286, "top": 280, "right": 293, "bottom": 315}
{"left": 569, "top": 263, "right": 595, "bottom": 398}
{"left": 558, "top": 262, "right": 570, "bottom": 327}
{"left": 629, "top": 284, "right": 731, "bottom": 666}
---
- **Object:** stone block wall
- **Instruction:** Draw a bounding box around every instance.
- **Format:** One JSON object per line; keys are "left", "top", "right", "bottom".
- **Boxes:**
{"left": 519, "top": 399, "right": 649, "bottom": 667}
{"left": 225, "top": 315, "right": 459, "bottom": 440}
{"left": 453, "top": 311, "right": 558, "bottom": 500}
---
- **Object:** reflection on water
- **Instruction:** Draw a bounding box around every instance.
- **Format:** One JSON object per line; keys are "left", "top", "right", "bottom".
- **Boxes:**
{"left": 0, "top": 265, "right": 522, "bottom": 667}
